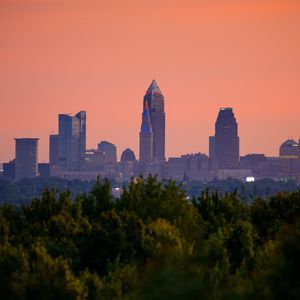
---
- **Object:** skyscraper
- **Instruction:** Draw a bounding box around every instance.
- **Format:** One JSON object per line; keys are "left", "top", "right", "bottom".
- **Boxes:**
{"left": 58, "top": 111, "right": 86, "bottom": 169}
{"left": 139, "top": 101, "right": 153, "bottom": 163}
{"left": 143, "top": 80, "right": 166, "bottom": 161}
{"left": 15, "top": 138, "right": 39, "bottom": 180}
{"left": 209, "top": 136, "right": 216, "bottom": 161}
{"left": 211, "top": 108, "right": 239, "bottom": 169}
{"left": 49, "top": 134, "right": 58, "bottom": 167}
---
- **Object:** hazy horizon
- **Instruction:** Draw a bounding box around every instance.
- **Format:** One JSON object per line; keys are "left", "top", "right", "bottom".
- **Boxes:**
{"left": 1, "top": 0, "right": 300, "bottom": 162}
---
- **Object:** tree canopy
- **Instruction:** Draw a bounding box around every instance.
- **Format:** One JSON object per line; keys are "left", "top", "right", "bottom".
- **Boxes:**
{"left": 0, "top": 175, "right": 299, "bottom": 299}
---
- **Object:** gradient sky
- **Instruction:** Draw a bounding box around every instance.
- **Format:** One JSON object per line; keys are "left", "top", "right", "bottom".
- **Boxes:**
{"left": 1, "top": 0, "right": 300, "bottom": 162}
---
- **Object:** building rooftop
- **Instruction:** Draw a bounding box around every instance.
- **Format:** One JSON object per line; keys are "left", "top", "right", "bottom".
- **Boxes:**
{"left": 220, "top": 107, "right": 233, "bottom": 111}
{"left": 121, "top": 148, "right": 136, "bottom": 162}
{"left": 14, "top": 138, "right": 39, "bottom": 141}
{"left": 146, "top": 79, "right": 162, "bottom": 95}
{"left": 281, "top": 139, "right": 298, "bottom": 147}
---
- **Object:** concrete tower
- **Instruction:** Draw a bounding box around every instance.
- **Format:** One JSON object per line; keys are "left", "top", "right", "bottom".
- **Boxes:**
{"left": 143, "top": 80, "right": 165, "bottom": 161}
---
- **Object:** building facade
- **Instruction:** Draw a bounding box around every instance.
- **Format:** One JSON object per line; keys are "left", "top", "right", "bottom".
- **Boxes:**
{"left": 143, "top": 80, "right": 165, "bottom": 161}
{"left": 217, "top": 169, "right": 253, "bottom": 181}
{"left": 118, "top": 148, "right": 138, "bottom": 181}
{"left": 168, "top": 153, "right": 211, "bottom": 182}
{"left": 97, "top": 141, "right": 117, "bottom": 165}
{"left": 279, "top": 139, "right": 299, "bottom": 159}
{"left": 49, "top": 134, "right": 59, "bottom": 167}
{"left": 139, "top": 101, "right": 153, "bottom": 163}
{"left": 15, "top": 138, "right": 39, "bottom": 180}
{"left": 58, "top": 111, "right": 86, "bottom": 169}
{"left": 3, "top": 160, "right": 15, "bottom": 180}
{"left": 211, "top": 108, "right": 239, "bottom": 169}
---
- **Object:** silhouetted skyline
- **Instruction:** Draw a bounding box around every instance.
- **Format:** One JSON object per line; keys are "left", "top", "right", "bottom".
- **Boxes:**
{"left": 1, "top": 1, "right": 300, "bottom": 162}
{"left": 3, "top": 83, "right": 300, "bottom": 182}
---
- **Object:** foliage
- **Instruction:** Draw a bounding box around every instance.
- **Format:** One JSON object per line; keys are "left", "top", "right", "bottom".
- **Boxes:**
{"left": 0, "top": 175, "right": 299, "bottom": 299}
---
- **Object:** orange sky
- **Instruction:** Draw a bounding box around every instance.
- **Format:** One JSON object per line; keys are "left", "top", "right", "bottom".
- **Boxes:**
{"left": 1, "top": 0, "right": 300, "bottom": 162}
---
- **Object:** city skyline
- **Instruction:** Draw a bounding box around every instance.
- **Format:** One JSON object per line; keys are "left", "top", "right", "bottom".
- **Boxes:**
{"left": 1, "top": 1, "right": 300, "bottom": 162}
{"left": 4, "top": 92, "right": 299, "bottom": 181}
{"left": 1, "top": 79, "right": 300, "bottom": 163}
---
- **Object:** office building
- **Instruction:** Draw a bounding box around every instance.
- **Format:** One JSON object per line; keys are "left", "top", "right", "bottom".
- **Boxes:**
{"left": 38, "top": 163, "right": 50, "bottom": 177}
{"left": 15, "top": 138, "right": 39, "bottom": 180}
{"left": 168, "top": 153, "right": 211, "bottom": 182}
{"left": 143, "top": 80, "right": 166, "bottom": 161}
{"left": 209, "top": 136, "right": 216, "bottom": 161}
{"left": 279, "top": 139, "right": 299, "bottom": 159}
{"left": 139, "top": 101, "right": 153, "bottom": 163}
{"left": 211, "top": 108, "right": 239, "bottom": 169}
{"left": 278, "top": 139, "right": 300, "bottom": 178}
{"left": 58, "top": 111, "right": 86, "bottom": 169}
{"left": 98, "top": 141, "right": 117, "bottom": 165}
{"left": 217, "top": 169, "right": 253, "bottom": 181}
{"left": 3, "top": 160, "right": 15, "bottom": 180}
{"left": 85, "top": 149, "right": 106, "bottom": 171}
{"left": 49, "top": 134, "right": 58, "bottom": 167}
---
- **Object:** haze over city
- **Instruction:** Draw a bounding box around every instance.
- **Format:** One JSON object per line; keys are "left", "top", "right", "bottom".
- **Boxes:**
{"left": 1, "top": 0, "right": 300, "bottom": 163}
{"left": 1, "top": 3, "right": 300, "bottom": 297}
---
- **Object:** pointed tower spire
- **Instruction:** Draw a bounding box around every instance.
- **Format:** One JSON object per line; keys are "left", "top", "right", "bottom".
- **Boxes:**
{"left": 143, "top": 79, "right": 165, "bottom": 161}
{"left": 146, "top": 79, "right": 162, "bottom": 95}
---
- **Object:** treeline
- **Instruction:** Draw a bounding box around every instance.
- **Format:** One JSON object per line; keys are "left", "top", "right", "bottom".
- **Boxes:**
{"left": 186, "top": 177, "right": 300, "bottom": 200}
{"left": 0, "top": 177, "right": 96, "bottom": 205}
{"left": 1, "top": 176, "right": 299, "bottom": 206}
{"left": 0, "top": 176, "right": 300, "bottom": 299}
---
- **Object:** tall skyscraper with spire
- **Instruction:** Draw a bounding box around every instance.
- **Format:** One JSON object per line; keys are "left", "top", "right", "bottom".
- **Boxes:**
{"left": 210, "top": 108, "right": 239, "bottom": 169}
{"left": 139, "top": 101, "right": 153, "bottom": 163}
{"left": 143, "top": 80, "right": 166, "bottom": 161}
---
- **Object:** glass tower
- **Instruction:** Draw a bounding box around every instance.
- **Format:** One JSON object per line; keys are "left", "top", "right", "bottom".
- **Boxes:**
{"left": 58, "top": 111, "right": 86, "bottom": 169}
